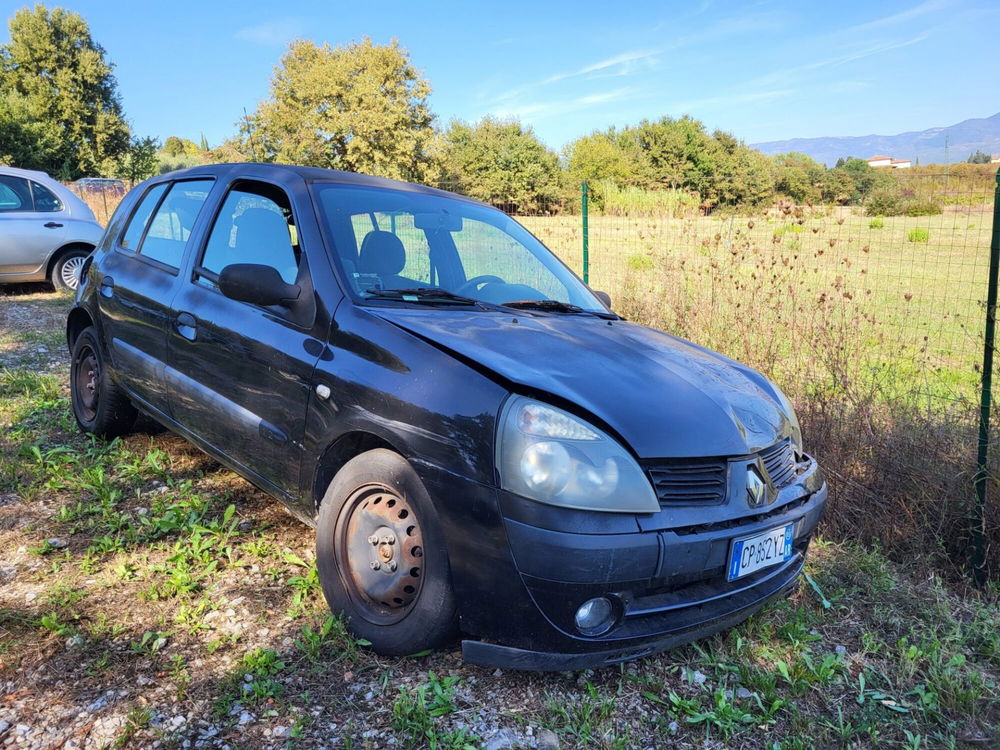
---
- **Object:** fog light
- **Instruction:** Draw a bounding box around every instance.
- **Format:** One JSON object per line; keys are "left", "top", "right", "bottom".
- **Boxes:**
{"left": 574, "top": 597, "right": 615, "bottom": 636}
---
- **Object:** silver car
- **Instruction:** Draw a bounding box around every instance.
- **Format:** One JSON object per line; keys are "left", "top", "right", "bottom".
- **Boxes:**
{"left": 0, "top": 166, "right": 104, "bottom": 291}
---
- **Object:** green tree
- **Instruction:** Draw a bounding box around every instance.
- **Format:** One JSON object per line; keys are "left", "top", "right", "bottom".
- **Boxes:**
{"left": 967, "top": 150, "right": 991, "bottom": 164}
{"left": 441, "top": 116, "right": 563, "bottom": 212}
{"left": 162, "top": 136, "right": 201, "bottom": 158}
{"left": 772, "top": 152, "right": 825, "bottom": 203}
{"left": 0, "top": 90, "right": 62, "bottom": 169}
{"left": 232, "top": 37, "right": 436, "bottom": 181}
{"left": 0, "top": 4, "right": 130, "bottom": 178}
{"left": 708, "top": 130, "right": 775, "bottom": 209}
{"left": 565, "top": 132, "right": 638, "bottom": 185}
{"left": 114, "top": 136, "right": 159, "bottom": 183}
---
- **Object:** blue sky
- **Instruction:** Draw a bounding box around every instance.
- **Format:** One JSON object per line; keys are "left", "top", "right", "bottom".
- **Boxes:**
{"left": 2, "top": 0, "right": 997, "bottom": 150}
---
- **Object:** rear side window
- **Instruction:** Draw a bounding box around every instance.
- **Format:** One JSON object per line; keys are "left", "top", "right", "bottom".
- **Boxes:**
{"left": 140, "top": 180, "right": 213, "bottom": 268}
{"left": 199, "top": 182, "right": 300, "bottom": 284}
{"left": 30, "top": 181, "right": 62, "bottom": 212}
{"left": 120, "top": 183, "right": 169, "bottom": 250}
{"left": 0, "top": 175, "right": 32, "bottom": 212}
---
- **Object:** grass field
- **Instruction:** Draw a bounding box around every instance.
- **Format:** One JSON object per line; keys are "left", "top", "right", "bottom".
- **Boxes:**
{"left": 518, "top": 200, "right": 1000, "bottom": 579}
{"left": 522, "top": 205, "right": 995, "bottom": 403}
{"left": 2, "top": 289, "right": 1000, "bottom": 748}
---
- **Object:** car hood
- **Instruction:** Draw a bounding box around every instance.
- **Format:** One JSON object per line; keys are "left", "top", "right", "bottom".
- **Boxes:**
{"left": 369, "top": 308, "right": 795, "bottom": 458}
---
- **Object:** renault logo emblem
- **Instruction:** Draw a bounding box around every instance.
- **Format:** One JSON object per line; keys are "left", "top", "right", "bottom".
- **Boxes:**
{"left": 746, "top": 463, "right": 770, "bottom": 508}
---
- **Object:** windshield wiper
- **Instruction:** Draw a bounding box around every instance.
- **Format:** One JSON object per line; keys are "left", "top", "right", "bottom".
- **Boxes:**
{"left": 501, "top": 299, "right": 587, "bottom": 313}
{"left": 362, "top": 288, "right": 485, "bottom": 306}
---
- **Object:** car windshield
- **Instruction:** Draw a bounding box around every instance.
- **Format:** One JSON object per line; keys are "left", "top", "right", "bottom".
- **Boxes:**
{"left": 312, "top": 183, "right": 605, "bottom": 313}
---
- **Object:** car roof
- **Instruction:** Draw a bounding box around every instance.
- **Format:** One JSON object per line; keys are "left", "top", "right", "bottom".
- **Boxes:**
{"left": 155, "top": 163, "right": 491, "bottom": 208}
{"left": 0, "top": 165, "right": 52, "bottom": 182}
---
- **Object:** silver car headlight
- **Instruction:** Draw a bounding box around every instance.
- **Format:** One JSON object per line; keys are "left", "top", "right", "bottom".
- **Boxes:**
{"left": 497, "top": 396, "right": 659, "bottom": 513}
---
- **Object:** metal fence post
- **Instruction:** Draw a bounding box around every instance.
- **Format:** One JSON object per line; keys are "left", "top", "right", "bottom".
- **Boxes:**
{"left": 581, "top": 182, "right": 589, "bottom": 285}
{"left": 973, "top": 168, "right": 1000, "bottom": 585}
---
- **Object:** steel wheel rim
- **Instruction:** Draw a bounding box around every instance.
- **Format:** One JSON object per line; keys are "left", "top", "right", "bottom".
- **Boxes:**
{"left": 60, "top": 256, "right": 86, "bottom": 289}
{"left": 73, "top": 345, "right": 100, "bottom": 422}
{"left": 336, "top": 483, "right": 425, "bottom": 625}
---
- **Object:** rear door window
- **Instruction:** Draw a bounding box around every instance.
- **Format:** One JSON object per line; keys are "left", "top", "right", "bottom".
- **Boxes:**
{"left": 133, "top": 180, "right": 213, "bottom": 268}
{"left": 120, "top": 183, "right": 169, "bottom": 251}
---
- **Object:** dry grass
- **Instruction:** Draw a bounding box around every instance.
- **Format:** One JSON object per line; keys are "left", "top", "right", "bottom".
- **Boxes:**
{"left": 60, "top": 176, "right": 1000, "bottom": 578}
{"left": 2, "top": 273, "right": 1000, "bottom": 749}
{"left": 519, "top": 190, "right": 998, "bottom": 580}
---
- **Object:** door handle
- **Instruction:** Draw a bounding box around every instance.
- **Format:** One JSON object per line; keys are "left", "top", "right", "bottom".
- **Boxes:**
{"left": 99, "top": 275, "right": 114, "bottom": 298}
{"left": 44, "top": 222, "right": 63, "bottom": 228}
{"left": 175, "top": 311, "right": 198, "bottom": 341}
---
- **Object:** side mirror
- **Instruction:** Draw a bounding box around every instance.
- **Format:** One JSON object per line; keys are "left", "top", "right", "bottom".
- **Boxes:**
{"left": 218, "top": 264, "right": 301, "bottom": 307}
{"left": 593, "top": 290, "right": 612, "bottom": 309}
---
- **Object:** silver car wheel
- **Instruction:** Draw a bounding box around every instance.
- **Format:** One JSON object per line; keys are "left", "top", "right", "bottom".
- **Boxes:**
{"left": 59, "top": 255, "right": 87, "bottom": 290}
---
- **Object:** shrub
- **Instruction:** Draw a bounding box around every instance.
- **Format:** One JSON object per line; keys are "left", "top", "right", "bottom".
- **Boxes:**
{"left": 626, "top": 254, "right": 654, "bottom": 271}
{"left": 902, "top": 198, "right": 942, "bottom": 217}
{"left": 595, "top": 180, "right": 699, "bottom": 218}
{"left": 869, "top": 217, "right": 885, "bottom": 229}
{"left": 866, "top": 188, "right": 942, "bottom": 217}
{"left": 908, "top": 227, "right": 930, "bottom": 243}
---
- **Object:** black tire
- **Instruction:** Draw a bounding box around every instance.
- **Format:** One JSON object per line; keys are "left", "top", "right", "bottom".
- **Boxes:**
{"left": 70, "top": 326, "right": 137, "bottom": 438}
{"left": 316, "top": 448, "right": 458, "bottom": 655}
{"left": 51, "top": 248, "right": 91, "bottom": 292}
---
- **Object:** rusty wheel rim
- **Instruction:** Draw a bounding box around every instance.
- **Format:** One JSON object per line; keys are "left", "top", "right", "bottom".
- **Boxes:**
{"left": 336, "top": 484, "right": 425, "bottom": 625}
{"left": 72, "top": 345, "right": 100, "bottom": 423}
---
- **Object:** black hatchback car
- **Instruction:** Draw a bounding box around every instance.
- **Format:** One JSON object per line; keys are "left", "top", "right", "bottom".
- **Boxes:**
{"left": 67, "top": 164, "right": 827, "bottom": 670}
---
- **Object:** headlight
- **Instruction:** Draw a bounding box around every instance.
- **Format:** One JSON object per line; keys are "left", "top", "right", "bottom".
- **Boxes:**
{"left": 497, "top": 396, "right": 659, "bottom": 513}
{"left": 772, "top": 385, "right": 802, "bottom": 450}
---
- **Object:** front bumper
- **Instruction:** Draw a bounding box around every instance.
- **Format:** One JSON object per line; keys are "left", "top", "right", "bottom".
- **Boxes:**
{"left": 456, "top": 456, "right": 827, "bottom": 670}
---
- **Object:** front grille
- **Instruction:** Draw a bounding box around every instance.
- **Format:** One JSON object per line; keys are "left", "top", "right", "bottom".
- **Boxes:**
{"left": 647, "top": 439, "right": 801, "bottom": 507}
{"left": 646, "top": 458, "right": 728, "bottom": 506}
{"left": 760, "top": 439, "right": 797, "bottom": 487}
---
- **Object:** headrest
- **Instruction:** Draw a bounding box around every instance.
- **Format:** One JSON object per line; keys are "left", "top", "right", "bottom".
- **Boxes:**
{"left": 359, "top": 230, "right": 406, "bottom": 275}
{"left": 234, "top": 208, "right": 291, "bottom": 249}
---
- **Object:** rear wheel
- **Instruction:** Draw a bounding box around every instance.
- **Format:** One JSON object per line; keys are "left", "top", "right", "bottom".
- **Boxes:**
{"left": 52, "top": 248, "right": 91, "bottom": 292}
{"left": 316, "top": 448, "right": 457, "bottom": 655}
{"left": 70, "top": 326, "right": 137, "bottom": 438}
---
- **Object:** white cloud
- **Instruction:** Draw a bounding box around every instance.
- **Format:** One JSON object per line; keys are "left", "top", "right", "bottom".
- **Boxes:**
{"left": 843, "top": 0, "right": 952, "bottom": 33}
{"left": 490, "top": 87, "right": 637, "bottom": 121}
{"left": 234, "top": 18, "right": 305, "bottom": 47}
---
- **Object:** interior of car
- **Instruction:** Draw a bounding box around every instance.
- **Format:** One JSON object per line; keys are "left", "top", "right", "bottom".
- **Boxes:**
{"left": 315, "top": 184, "right": 599, "bottom": 309}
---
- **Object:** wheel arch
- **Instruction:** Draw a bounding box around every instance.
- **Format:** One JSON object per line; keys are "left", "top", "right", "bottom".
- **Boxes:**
{"left": 312, "top": 431, "right": 399, "bottom": 513}
{"left": 46, "top": 242, "right": 95, "bottom": 280}
{"left": 66, "top": 307, "right": 95, "bottom": 350}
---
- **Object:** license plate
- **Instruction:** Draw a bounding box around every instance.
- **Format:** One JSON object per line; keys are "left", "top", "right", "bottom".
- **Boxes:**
{"left": 727, "top": 524, "right": 794, "bottom": 581}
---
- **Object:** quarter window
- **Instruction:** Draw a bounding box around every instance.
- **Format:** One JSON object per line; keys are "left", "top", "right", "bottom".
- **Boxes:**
{"left": 120, "top": 183, "right": 169, "bottom": 251}
{"left": 0, "top": 175, "right": 31, "bottom": 212}
{"left": 30, "top": 181, "right": 62, "bottom": 212}
{"left": 199, "top": 182, "right": 300, "bottom": 284}
{"left": 137, "top": 180, "right": 213, "bottom": 268}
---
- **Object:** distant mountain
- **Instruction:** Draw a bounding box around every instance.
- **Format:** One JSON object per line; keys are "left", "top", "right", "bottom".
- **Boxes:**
{"left": 752, "top": 112, "right": 1000, "bottom": 166}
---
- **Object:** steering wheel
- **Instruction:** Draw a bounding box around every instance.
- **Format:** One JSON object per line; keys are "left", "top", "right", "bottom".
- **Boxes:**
{"left": 456, "top": 274, "right": 504, "bottom": 296}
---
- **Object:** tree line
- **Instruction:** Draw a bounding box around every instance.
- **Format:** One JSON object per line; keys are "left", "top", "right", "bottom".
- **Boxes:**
{"left": 0, "top": 4, "right": 970, "bottom": 215}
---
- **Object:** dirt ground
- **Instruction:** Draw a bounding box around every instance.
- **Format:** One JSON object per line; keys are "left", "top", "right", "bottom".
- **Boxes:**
{"left": 1, "top": 286, "right": 998, "bottom": 750}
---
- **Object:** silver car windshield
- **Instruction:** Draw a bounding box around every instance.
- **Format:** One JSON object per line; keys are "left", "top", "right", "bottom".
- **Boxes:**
{"left": 313, "top": 183, "right": 604, "bottom": 312}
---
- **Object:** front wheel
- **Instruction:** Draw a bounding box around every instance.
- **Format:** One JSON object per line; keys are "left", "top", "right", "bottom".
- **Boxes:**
{"left": 52, "top": 249, "right": 91, "bottom": 292}
{"left": 316, "top": 448, "right": 457, "bottom": 655}
{"left": 70, "top": 326, "right": 137, "bottom": 437}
